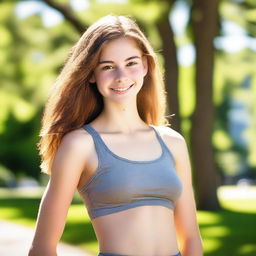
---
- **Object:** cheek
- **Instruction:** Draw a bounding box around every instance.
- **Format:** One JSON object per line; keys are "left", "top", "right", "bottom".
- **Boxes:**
{"left": 95, "top": 71, "right": 112, "bottom": 84}
{"left": 131, "top": 67, "right": 146, "bottom": 79}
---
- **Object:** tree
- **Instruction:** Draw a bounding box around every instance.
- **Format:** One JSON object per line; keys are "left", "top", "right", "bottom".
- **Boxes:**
{"left": 190, "top": 0, "right": 220, "bottom": 210}
{"left": 156, "top": 0, "right": 181, "bottom": 132}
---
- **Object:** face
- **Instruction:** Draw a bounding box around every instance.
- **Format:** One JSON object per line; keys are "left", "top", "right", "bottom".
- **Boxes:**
{"left": 90, "top": 37, "right": 148, "bottom": 104}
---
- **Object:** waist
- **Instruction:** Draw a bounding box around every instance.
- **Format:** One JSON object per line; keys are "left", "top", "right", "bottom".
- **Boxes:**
{"left": 92, "top": 205, "right": 179, "bottom": 255}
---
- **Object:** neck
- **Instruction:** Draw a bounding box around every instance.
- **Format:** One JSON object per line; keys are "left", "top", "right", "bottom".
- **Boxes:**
{"left": 92, "top": 100, "right": 148, "bottom": 133}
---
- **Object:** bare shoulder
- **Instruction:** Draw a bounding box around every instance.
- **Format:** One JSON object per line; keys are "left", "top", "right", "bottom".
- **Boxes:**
{"left": 61, "top": 127, "right": 93, "bottom": 147}
{"left": 155, "top": 125, "right": 186, "bottom": 145}
{"left": 51, "top": 127, "right": 95, "bottom": 174}
{"left": 57, "top": 127, "right": 95, "bottom": 157}
{"left": 154, "top": 125, "right": 188, "bottom": 166}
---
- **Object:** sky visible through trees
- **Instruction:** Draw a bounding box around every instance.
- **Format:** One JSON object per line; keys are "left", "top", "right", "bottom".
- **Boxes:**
{"left": 15, "top": 0, "right": 256, "bottom": 64}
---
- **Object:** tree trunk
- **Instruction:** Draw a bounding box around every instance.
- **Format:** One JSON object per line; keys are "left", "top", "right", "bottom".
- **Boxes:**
{"left": 190, "top": 0, "right": 220, "bottom": 210}
{"left": 156, "top": 5, "right": 181, "bottom": 133}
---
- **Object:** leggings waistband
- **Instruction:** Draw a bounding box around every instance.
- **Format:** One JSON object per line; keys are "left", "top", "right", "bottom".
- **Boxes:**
{"left": 98, "top": 252, "right": 182, "bottom": 256}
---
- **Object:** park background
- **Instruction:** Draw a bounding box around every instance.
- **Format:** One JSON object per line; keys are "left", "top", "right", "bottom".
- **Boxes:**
{"left": 0, "top": 0, "right": 256, "bottom": 255}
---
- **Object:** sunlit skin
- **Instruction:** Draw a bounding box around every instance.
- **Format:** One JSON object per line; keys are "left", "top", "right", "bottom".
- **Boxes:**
{"left": 89, "top": 37, "right": 148, "bottom": 130}
{"left": 90, "top": 37, "right": 147, "bottom": 102}
{"left": 28, "top": 36, "right": 203, "bottom": 256}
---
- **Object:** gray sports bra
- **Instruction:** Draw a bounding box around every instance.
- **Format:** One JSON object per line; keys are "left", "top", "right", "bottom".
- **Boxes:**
{"left": 78, "top": 124, "right": 183, "bottom": 219}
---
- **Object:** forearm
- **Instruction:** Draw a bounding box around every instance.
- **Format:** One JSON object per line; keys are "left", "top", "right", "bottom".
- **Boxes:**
{"left": 28, "top": 245, "right": 57, "bottom": 256}
{"left": 28, "top": 206, "right": 62, "bottom": 256}
{"left": 180, "top": 236, "right": 204, "bottom": 256}
{"left": 28, "top": 185, "right": 71, "bottom": 256}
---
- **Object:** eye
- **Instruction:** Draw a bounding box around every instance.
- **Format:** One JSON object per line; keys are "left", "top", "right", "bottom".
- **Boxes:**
{"left": 102, "top": 65, "right": 114, "bottom": 71}
{"left": 127, "top": 61, "right": 137, "bottom": 67}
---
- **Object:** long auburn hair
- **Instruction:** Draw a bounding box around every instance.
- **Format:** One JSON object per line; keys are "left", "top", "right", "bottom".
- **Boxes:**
{"left": 38, "top": 15, "right": 169, "bottom": 174}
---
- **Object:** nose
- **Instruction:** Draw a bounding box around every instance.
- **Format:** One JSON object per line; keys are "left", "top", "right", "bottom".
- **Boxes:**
{"left": 115, "top": 67, "right": 128, "bottom": 83}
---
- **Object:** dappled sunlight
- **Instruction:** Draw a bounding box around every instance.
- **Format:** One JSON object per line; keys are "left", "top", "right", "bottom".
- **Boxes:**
{"left": 179, "top": 66, "right": 195, "bottom": 117}
{"left": 202, "top": 238, "right": 221, "bottom": 255}
{"left": 216, "top": 151, "right": 242, "bottom": 176}
{"left": 238, "top": 244, "right": 256, "bottom": 255}
{"left": 80, "top": 241, "right": 100, "bottom": 256}
{"left": 201, "top": 226, "right": 230, "bottom": 238}
{"left": 66, "top": 204, "right": 91, "bottom": 223}
{"left": 13, "top": 98, "right": 36, "bottom": 122}
{"left": 220, "top": 198, "right": 256, "bottom": 213}
{"left": 0, "top": 207, "right": 21, "bottom": 219}
{"left": 198, "top": 211, "right": 231, "bottom": 255}
{"left": 197, "top": 186, "right": 256, "bottom": 256}
{"left": 197, "top": 211, "right": 221, "bottom": 225}
{"left": 198, "top": 209, "right": 256, "bottom": 255}
{"left": 213, "top": 130, "right": 233, "bottom": 150}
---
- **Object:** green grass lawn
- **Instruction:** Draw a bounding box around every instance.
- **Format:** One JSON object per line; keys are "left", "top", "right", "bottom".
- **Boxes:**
{"left": 0, "top": 186, "right": 255, "bottom": 256}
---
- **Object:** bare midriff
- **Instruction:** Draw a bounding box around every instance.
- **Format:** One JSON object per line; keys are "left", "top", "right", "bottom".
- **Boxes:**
{"left": 91, "top": 205, "right": 179, "bottom": 256}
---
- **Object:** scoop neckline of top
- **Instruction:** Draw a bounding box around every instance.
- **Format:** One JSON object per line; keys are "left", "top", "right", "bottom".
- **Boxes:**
{"left": 85, "top": 123, "right": 165, "bottom": 164}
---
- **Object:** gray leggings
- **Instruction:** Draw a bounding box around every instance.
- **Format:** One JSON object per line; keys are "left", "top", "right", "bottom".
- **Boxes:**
{"left": 98, "top": 252, "right": 182, "bottom": 256}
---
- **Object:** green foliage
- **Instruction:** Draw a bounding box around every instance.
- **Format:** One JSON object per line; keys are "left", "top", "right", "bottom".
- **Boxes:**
{"left": 198, "top": 186, "right": 256, "bottom": 255}
{"left": 0, "top": 1, "right": 79, "bottom": 178}
{"left": 212, "top": 49, "right": 256, "bottom": 176}
{"left": 221, "top": 0, "right": 256, "bottom": 37}
{"left": 0, "top": 164, "right": 15, "bottom": 187}
{"left": 75, "top": 1, "right": 167, "bottom": 51}
{"left": 76, "top": 1, "right": 167, "bottom": 24}
{"left": 0, "top": 111, "right": 42, "bottom": 179}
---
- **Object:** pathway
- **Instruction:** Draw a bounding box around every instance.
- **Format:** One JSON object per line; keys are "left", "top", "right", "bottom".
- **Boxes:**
{"left": 0, "top": 220, "right": 94, "bottom": 256}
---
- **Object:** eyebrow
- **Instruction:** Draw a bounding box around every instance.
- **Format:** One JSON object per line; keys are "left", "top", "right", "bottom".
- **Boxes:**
{"left": 98, "top": 56, "right": 141, "bottom": 65}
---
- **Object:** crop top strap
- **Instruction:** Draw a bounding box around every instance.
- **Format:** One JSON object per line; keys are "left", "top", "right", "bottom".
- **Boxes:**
{"left": 149, "top": 125, "right": 175, "bottom": 160}
{"left": 83, "top": 124, "right": 172, "bottom": 165}
{"left": 149, "top": 125, "right": 167, "bottom": 150}
{"left": 82, "top": 124, "right": 107, "bottom": 168}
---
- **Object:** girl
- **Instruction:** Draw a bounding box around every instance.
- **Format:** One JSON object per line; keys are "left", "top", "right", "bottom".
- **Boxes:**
{"left": 29, "top": 15, "right": 203, "bottom": 256}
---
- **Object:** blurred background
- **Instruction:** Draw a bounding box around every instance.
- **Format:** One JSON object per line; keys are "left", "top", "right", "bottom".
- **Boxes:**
{"left": 0, "top": 0, "right": 255, "bottom": 255}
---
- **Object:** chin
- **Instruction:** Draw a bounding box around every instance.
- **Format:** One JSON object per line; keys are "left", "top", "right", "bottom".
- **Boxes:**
{"left": 109, "top": 96, "right": 137, "bottom": 105}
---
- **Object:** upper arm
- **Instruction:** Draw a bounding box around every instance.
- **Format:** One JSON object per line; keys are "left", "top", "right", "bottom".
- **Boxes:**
{"left": 172, "top": 136, "right": 199, "bottom": 240}
{"left": 31, "top": 130, "right": 90, "bottom": 253}
{"left": 160, "top": 127, "right": 201, "bottom": 245}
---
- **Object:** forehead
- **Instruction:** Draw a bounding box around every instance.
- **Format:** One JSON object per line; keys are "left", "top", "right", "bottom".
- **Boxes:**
{"left": 99, "top": 37, "right": 142, "bottom": 60}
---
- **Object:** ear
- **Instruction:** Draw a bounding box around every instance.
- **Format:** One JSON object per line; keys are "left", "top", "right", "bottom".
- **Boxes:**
{"left": 89, "top": 73, "right": 96, "bottom": 83}
{"left": 142, "top": 55, "right": 148, "bottom": 77}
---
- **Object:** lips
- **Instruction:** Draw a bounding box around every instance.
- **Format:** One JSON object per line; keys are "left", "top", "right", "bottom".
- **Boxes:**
{"left": 110, "top": 84, "right": 134, "bottom": 93}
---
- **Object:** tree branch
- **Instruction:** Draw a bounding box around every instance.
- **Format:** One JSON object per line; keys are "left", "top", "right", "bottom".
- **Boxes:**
{"left": 40, "top": 0, "right": 87, "bottom": 34}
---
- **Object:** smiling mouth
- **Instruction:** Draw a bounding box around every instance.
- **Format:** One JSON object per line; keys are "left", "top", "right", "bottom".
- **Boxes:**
{"left": 110, "top": 84, "right": 134, "bottom": 93}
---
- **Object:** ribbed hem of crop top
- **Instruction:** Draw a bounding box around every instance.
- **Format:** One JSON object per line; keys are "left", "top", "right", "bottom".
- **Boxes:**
{"left": 89, "top": 198, "right": 175, "bottom": 219}
{"left": 78, "top": 124, "right": 183, "bottom": 219}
